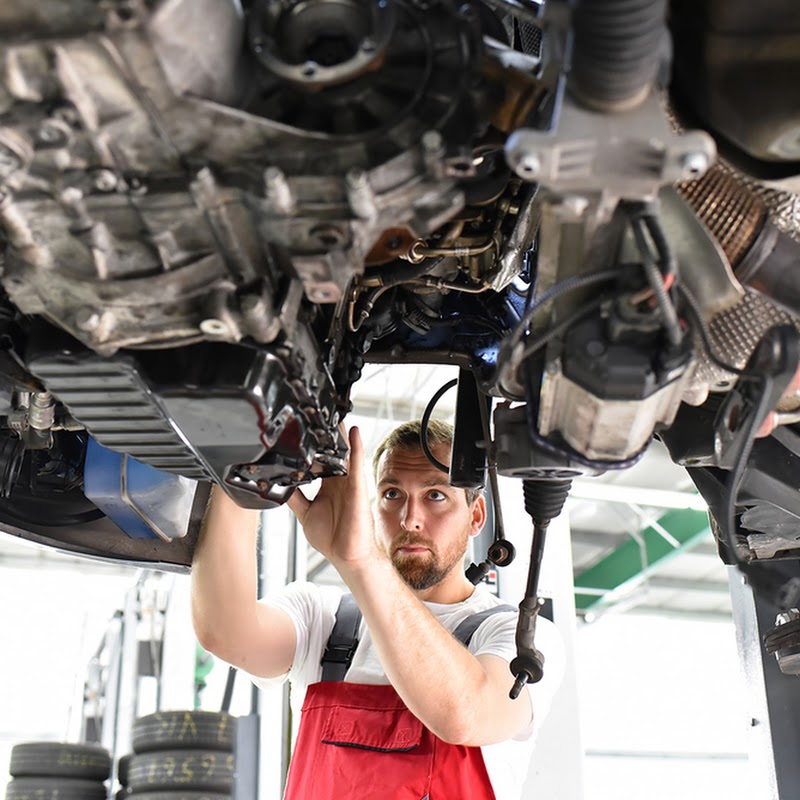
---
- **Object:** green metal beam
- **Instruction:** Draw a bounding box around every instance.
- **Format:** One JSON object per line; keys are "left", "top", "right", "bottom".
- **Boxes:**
{"left": 574, "top": 508, "right": 712, "bottom": 612}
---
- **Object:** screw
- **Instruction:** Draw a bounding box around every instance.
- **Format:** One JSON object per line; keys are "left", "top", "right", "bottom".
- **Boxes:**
{"left": 346, "top": 169, "right": 369, "bottom": 190}
{"left": 680, "top": 151, "right": 710, "bottom": 179}
{"left": 422, "top": 130, "right": 444, "bottom": 154}
{"left": 38, "top": 121, "right": 69, "bottom": 146}
{"left": 516, "top": 153, "right": 542, "bottom": 179}
{"left": 346, "top": 169, "right": 376, "bottom": 220}
{"left": 264, "top": 167, "right": 295, "bottom": 215}
{"left": 39, "top": 127, "right": 58, "bottom": 143}
{"left": 246, "top": 465, "right": 259, "bottom": 474}
{"left": 257, "top": 480, "right": 270, "bottom": 492}
{"left": 93, "top": 170, "right": 118, "bottom": 192}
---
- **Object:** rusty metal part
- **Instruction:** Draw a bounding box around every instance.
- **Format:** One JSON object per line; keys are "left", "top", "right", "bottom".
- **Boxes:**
{"left": 364, "top": 227, "right": 418, "bottom": 266}
{"left": 481, "top": 55, "right": 548, "bottom": 134}
{"left": 676, "top": 163, "right": 768, "bottom": 267}
{"left": 674, "top": 159, "right": 800, "bottom": 405}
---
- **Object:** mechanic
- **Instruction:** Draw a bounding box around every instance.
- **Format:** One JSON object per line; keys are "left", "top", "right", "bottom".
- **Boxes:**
{"left": 191, "top": 419, "right": 563, "bottom": 799}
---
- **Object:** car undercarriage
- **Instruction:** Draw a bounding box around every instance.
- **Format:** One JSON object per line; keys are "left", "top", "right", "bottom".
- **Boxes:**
{"left": 1, "top": 0, "right": 800, "bottom": 675}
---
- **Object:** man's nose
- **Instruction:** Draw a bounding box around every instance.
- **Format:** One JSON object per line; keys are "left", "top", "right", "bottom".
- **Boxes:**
{"left": 400, "top": 497, "right": 424, "bottom": 531}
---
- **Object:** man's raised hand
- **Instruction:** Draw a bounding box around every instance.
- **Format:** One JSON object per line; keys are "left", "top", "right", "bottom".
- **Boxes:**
{"left": 287, "top": 426, "right": 381, "bottom": 571}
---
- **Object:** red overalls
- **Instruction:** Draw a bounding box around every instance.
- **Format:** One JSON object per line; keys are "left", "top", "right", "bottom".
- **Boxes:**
{"left": 283, "top": 594, "right": 515, "bottom": 800}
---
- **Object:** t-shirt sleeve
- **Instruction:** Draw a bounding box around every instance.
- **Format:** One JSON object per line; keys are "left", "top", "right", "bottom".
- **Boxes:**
{"left": 468, "top": 609, "right": 519, "bottom": 661}
{"left": 249, "top": 581, "right": 341, "bottom": 689}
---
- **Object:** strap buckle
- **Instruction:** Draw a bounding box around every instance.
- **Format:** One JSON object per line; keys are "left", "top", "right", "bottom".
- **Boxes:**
{"left": 321, "top": 640, "right": 359, "bottom": 665}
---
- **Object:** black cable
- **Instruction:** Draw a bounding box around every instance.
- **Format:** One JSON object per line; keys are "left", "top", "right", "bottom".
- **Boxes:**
{"left": 676, "top": 284, "right": 754, "bottom": 379}
{"left": 721, "top": 387, "right": 771, "bottom": 569}
{"left": 428, "top": 315, "right": 507, "bottom": 338}
{"left": 505, "top": 269, "right": 621, "bottom": 355}
{"left": 420, "top": 379, "right": 458, "bottom": 474}
{"left": 643, "top": 213, "right": 676, "bottom": 278}
{"left": 630, "top": 215, "right": 683, "bottom": 348}
{"left": 520, "top": 294, "right": 607, "bottom": 361}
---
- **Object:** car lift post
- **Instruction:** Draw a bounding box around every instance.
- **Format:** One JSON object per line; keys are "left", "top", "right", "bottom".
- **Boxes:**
{"left": 728, "top": 563, "right": 800, "bottom": 798}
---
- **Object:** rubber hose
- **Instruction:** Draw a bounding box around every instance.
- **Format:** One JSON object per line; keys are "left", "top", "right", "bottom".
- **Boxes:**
{"left": 570, "top": 0, "right": 667, "bottom": 112}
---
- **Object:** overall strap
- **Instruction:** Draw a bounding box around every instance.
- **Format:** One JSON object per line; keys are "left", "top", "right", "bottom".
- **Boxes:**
{"left": 452, "top": 603, "right": 516, "bottom": 647}
{"left": 321, "top": 593, "right": 362, "bottom": 682}
{"left": 321, "top": 595, "right": 516, "bottom": 681}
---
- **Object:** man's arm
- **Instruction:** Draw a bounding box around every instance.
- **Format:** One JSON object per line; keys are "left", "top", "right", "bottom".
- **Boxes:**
{"left": 191, "top": 486, "right": 297, "bottom": 678}
{"left": 288, "top": 427, "right": 533, "bottom": 747}
{"left": 339, "top": 556, "right": 533, "bottom": 747}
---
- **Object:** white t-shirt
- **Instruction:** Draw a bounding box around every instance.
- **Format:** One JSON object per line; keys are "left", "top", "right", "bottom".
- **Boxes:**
{"left": 252, "top": 582, "right": 564, "bottom": 800}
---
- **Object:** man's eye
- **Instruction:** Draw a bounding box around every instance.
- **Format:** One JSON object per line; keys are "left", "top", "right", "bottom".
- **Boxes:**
{"left": 428, "top": 490, "right": 446, "bottom": 501}
{"left": 383, "top": 488, "right": 401, "bottom": 500}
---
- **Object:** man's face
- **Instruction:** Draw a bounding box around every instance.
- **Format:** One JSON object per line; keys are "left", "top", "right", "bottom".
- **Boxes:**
{"left": 374, "top": 444, "right": 484, "bottom": 592}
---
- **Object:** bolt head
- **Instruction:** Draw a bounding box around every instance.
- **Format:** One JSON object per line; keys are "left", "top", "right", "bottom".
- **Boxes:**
{"left": 346, "top": 168, "right": 368, "bottom": 188}
{"left": 680, "top": 151, "right": 710, "bottom": 180}
{"left": 516, "top": 153, "right": 542, "bottom": 179}
{"left": 422, "top": 130, "right": 443, "bottom": 153}
{"left": 199, "top": 318, "right": 231, "bottom": 337}
{"left": 93, "top": 170, "right": 118, "bottom": 192}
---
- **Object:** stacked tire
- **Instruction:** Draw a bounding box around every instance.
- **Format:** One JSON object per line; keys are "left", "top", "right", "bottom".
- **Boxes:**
{"left": 124, "top": 711, "right": 235, "bottom": 800}
{"left": 5, "top": 742, "right": 111, "bottom": 799}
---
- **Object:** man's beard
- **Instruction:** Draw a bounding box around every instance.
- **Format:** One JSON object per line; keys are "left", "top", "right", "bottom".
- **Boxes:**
{"left": 389, "top": 531, "right": 469, "bottom": 591}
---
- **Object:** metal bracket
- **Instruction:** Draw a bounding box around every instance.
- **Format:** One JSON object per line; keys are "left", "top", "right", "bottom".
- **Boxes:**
{"left": 505, "top": 90, "right": 716, "bottom": 198}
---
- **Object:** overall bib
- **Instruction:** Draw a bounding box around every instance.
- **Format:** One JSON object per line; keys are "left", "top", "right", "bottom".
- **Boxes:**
{"left": 282, "top": 594, "right": 515, "bottom": 800}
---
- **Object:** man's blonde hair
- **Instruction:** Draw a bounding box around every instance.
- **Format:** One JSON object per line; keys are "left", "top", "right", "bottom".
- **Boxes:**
{"left": 372, "top": 419, "right": 482, "bottom": 505}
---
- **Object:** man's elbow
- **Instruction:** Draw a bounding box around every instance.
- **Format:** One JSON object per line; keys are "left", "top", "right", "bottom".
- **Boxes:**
{"left": 430, "top": 710, "right": 481, "bottom": 747}
{"left": 193, "top": 618, "right": 226, "bottom": 660}
{"left": 192, "top": 610, "right": 242, "bottom": 665}
{"left": 433, "top": 702, "right": 532, "bottom": 747}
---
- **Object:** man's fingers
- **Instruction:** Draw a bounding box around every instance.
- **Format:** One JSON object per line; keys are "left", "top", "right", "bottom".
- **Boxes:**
{"left": 348, "top": 425, "right": 363, "bottom": 460}
{"left": 287, "top": 488, "right": 311, "bottom": 522}
{"left": 348, "top": 426, "right": 369, "bottom": 482}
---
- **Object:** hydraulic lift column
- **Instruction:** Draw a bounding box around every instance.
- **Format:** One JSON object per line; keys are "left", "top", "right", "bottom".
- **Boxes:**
{"left": 728, "top": 561, "right": 800, "bottom": 799}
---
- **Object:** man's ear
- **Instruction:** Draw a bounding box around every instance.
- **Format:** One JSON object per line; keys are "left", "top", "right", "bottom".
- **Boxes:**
{"left": 469, "top": 494, "right": 487, "bottom": 537}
